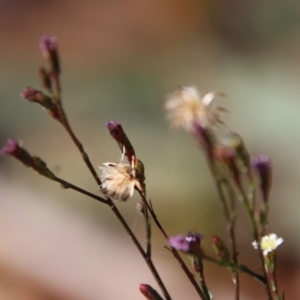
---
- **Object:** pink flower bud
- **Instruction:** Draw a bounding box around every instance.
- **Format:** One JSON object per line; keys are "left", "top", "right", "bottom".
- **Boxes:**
{"left": 39, "top": 36, "right": 60, "bottom": 74}
{"left": 139, "top": 284, "right": 164, "bottom": 300}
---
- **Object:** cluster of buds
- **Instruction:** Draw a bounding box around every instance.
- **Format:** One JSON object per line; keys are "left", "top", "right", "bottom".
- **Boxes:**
{"left": 39, "top": 36, "right": 60, "bottom": 76}
{"left": 21, "top": 36, "right": 62, "bottom": 121}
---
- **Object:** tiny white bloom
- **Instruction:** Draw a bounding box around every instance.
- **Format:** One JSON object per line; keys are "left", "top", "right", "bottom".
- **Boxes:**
{"left": 98, "top": 162, "right": 142, "bottom": 201}
{"left": 252, "top": 233, "right": 284, "bottom": 256}
{"left": 165, "top": 86, "right": 226, "bottom": 132}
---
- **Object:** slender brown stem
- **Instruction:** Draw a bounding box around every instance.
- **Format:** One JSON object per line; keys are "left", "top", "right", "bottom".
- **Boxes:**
{"left": 108, "top": 199, "right": 171, "bottom": 300}
{"left": 52, "top": 75, "right": 101, "bottom": 187}
{"left": 54, "top": 177, "right": 107, "bottom": 204}
{"left": 52, "top": 175, "right": 171, "bottom": 299}
{"left": 59, "top": 103, "right": 101, "bottom": 186}
{"left": 139, "top": 194, "right": 206, "bottom": 300}
{"left": 48, "top": 83, "right": 172, "bottom": 299}
{"left": 143, "top": 205, "right": 152, "bottom": 257}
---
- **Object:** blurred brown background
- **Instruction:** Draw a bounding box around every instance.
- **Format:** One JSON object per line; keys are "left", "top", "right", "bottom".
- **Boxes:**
{"left": 1, "top": 0, "right": 300, "bottom": 299}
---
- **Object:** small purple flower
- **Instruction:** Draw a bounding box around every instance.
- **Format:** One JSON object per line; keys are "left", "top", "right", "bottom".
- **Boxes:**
{"left": 0, "top": 139, "right": 19, "bottom": 155}
{"left": 168, "top": 231, "right": 203, "bottom": 255}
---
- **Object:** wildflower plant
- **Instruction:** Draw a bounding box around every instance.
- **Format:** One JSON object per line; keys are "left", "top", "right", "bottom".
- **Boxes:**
{"left": 1, "top": 36, "right": 285, "bottom": 300}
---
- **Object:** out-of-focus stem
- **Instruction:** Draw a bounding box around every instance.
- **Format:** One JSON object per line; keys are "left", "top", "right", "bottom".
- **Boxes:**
{"left": 108, "top": 199, "right": 172, "bottom": 300}
{"left": 139, "top": 193, "right": 206, "bottom": 300}
{"left": 144, "top": 203, "right": 152, "bottom": 257}
{"left": 207, "top": 160, "right": 240, "bottom": 300}
{"left": 203, "top": 254, "right": 266, "bottom": 284}
{"left": 237, "top": 184, "right": 273, "bottom": 300}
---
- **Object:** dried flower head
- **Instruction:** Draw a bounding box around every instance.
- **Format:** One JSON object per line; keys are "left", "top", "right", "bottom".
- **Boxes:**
{"left": 165, "top": 86, "right": 226, "bottom": 132}
{"left": 98, "top": 162, "right": 143, "bottom": 201}
{"left": 167, "top": 231, "right": 203, "bottom": 255}
{"left": 252, "top": 233, "right": 283, "bottom": 256}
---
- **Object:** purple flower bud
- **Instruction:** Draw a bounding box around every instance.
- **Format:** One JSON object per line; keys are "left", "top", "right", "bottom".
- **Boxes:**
{"left": 106, "top": 121, "right": 124, "bottom": 142}
{"left": 20, "top": 87, "right": 44, "bottom": 103}
{"left": 20, "top": 88, "right": 61, "bottom": 121}
{"left": 39, "top": 36, "right": 60, "bottom": 74}
{"left": 1, "top": 139, "right": 56, "bottom": 180}
{"left": 139, "top": 284, "right": 164, "bottom": 300}
{"left": 39, "top": 36, "right": 57, "bottom": 53}
{"left": 252, "top": 155, "right": 270, "bottom": 173}
{"left": 168, "top": 231, "right": 203, "bottom": 255}
{"left": 105, "top": 121, "right": 136, "bottom": 165}
{"left": 0, "top": 139, "right": 19, "bottom": 155}
{"left": 1, "top": 139, "right": 34, "bottom": 168}
{"left": 252, "top": 155, "right": 272, "bottom": 202}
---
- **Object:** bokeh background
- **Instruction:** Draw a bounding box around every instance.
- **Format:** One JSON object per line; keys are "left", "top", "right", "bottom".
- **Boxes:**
{"left": 1, "top": 0, "right": 300, "bottom": 299}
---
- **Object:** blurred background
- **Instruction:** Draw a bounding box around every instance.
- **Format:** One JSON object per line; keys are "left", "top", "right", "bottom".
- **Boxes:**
{"left": 0, "top": 0, "right": 300, "bottom": 299}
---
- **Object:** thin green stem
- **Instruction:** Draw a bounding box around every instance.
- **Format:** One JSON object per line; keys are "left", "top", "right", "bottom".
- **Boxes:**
{"left": 207, "top": 161, "right": 240, "bottom": 300}
{"left": 203, "top": 254, "right": 266, "bottom": 284}
{"left": 237, "top": 184, "right": 273, "bottom": 300}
